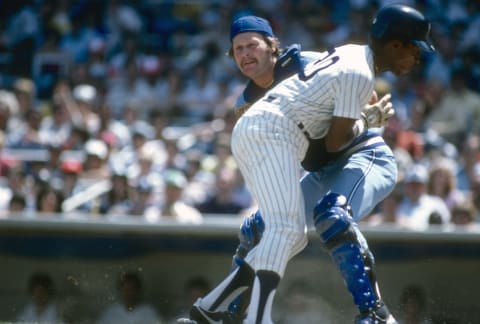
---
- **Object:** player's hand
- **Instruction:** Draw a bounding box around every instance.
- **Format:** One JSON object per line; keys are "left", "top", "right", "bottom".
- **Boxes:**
{"left": 361, "top": 93, "right": 394, "bottom": 128}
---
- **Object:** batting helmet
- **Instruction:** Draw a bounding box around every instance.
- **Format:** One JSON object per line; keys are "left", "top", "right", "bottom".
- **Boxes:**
{"left": 370, "top": 4, "right": 434, "bottom": 53}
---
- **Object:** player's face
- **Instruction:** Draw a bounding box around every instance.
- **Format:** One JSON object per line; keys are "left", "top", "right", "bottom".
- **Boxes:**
{"left": 387, "top": 41, "right": 421, "bottom": 75}
{"left": 232, "top": 32, "right": 276, "bottom": 85}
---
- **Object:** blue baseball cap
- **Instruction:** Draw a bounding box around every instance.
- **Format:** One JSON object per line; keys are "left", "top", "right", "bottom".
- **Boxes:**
{"left": 230, "top": 15, "right": 274, "bottom": 42}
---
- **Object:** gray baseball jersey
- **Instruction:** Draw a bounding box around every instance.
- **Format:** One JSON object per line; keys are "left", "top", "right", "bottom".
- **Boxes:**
{"left": 231, "top": 44, "right": 376, "bottom": 275}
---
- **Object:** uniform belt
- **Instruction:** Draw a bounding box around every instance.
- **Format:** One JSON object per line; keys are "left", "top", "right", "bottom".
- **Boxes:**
{"left": 341, "top": 136, "right": 385, "bottom": 158}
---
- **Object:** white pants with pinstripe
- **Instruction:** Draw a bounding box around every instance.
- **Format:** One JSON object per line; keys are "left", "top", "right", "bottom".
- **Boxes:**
{"left": 231, "top": 104, "right": 309, "bottom": 277}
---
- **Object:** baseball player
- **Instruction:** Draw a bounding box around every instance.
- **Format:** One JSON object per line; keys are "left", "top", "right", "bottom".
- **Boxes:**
{"left": 179, "top": 4, "right": 434, "bottom": 324}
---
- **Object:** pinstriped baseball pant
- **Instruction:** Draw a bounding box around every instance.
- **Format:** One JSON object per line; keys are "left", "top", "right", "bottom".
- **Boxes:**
{"left": 231, "top": 108, "right": 309, "bottom": 277}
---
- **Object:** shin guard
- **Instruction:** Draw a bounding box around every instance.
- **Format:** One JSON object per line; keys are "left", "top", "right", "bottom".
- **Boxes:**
{"left": 314, "top": 192, "right": 379, "bottom": 312}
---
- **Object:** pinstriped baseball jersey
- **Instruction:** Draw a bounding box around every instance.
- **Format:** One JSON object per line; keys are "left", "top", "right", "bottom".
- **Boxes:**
{"left": 231, "top": 44, "right": 376, "bottom": 275}
{"left": 250, "top": 44, "right": 375, "bottom": 140}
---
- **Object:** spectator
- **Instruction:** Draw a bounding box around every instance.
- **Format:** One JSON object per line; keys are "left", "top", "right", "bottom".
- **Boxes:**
{"left": 104, "top": 3, "right": 143, "bottom": 63}
{"left": 70, "top": 84, "right": 101, "bottom": 135}
{"left": 35, "top": 183, "right": 64, "bottom": 214}
{"left": 176, "top": 62, "right": 221, "bottom": 125}
{"left": 100, "top": 173, "right": 132, "bottom": 215}
{"left": 364, "top": 185, "right": 403, "bottom": 226}
{"left": 195, "top": 166, "right": 246, "bottom": 216}
{"left": 107, "top": 33, "right": 143, "bottom": 82}
{"left": 155, "top": 169, "right": 202, "bottom": 224}
{"left": 8, "top": 192, "right": 27, "bottom": 213}
{"left": 59, "top": 12, "right": 99, "bottom": 65}
{"left": 16, "top": 272, "right": 64, "bottom": 324}
{"left": 86, "top": 37, "right": 108, "bottom": 90}
{"left": 61, "top": 125, "right": 90, "bottom": 151}
{"left": 0, "top": 164, "right": 34, "bottom": 213}
{"left": 12, "top": 108, "right": 44, "bottom": 149}
{"left": 12, "top": 78, "right": 37, "bottom": 118}
{"left": 124, "top": 143, "right": 164, "bottom": 207}
{"left": 39, "top": 97, "right": 73, "bottom": 148}
{"left": 163, "top": 138, "right": 187, "bottom": 171}
{"left": 426, "top": 158, "right": 465, "bottom": 211}
{"left": 396, "top": 164, "right": 451, "bottom": 230}
{"left": 32, "top": 22, "right": 71, "bottom": 100}
{"left": 60, "top": 158, "right": 83, "bottom": 200}
{"left": 128, "top": 55, "right": 168, "bottom": 120}
{"left": 80, "top": 138, "right": 111, "bottom": 181}
{"left": 425, "top": 67, "right": 480, "bottom": 147}
{"left": 276, "top": 280, "right": 339, "bottom": 324}
{"left": 456, "top": 134, "right": 480, "bottom": 193}
{"left": 450, "top": 198, "right": 478, "bottom": 227}
{"left": 96, "top": 101, "right": 132, "bottom": 152}
{"left": 105, "top": 59, "right": 143, "bottom": 120}
{"left": 1, "top": 4, "right": 40, "bottom": 77}
{"left": 0, "top": 90, "right": 20, "bottom": 144}
{"left": 467, "top": 165, "right": 480, "bottom": 218}
{"left": 63, "top": 139, "right": 110, "bottom": 214}
{"left": 129, "top": 177, "right": 156, "bottom": 218}
{"left": 96, "top": 271, "right": 162, "bottom": 324}
{"left": 181, "top": 149, "right": 214, "bottom": 207}
{"left": 398, "top": 284, "right": 431, "bottom": 324}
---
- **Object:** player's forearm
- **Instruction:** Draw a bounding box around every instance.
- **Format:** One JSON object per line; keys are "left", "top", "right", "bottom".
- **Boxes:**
{"left": 325, "top": 117, "right": 358, "bottom": 152}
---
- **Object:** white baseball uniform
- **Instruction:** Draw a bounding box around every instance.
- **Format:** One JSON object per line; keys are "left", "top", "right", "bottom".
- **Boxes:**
{"left": 231, "top": 44, "right": 375, "bottom": 276}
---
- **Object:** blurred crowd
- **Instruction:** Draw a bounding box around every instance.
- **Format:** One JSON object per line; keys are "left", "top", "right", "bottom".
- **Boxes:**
{"left": 13, "top": 270, "right": 212, "bottom": 324}
{"left": 14, "top": 270, "right": 454, "bottom": 324}
{"left": 0, "top": 0, "right": 480, "bottom": 230}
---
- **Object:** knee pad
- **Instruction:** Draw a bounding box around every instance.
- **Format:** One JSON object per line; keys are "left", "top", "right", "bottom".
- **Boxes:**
{"left": 239, "top": 210, "right": 265, "bottom": 250}
{"left": 313, "top": 192, "right": 355, "bottom": 247}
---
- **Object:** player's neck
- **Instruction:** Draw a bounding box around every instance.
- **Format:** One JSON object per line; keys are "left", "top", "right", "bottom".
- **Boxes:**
{"left": 253, "top": 75, "right": 275, "bottom": 88}
{"left": 252, "top": 62, "right": 275, "bottom": 88}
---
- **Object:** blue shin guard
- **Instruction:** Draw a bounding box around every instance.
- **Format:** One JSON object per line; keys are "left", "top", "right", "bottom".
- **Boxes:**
{"left": 314, "top": 192, "right": 378, "bottom": 312}
{"left": 330, "top": 241, "right": 377, "bottom": 310}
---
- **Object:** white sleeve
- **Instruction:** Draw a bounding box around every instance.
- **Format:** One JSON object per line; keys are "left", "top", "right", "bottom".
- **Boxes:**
{"left": 334, "top": 70, "right": 373, "bottom": 120}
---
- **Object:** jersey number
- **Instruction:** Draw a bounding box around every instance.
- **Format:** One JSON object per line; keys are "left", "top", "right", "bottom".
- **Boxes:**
{"left": 299, "top": 49, "right": 339, "bottom": 81}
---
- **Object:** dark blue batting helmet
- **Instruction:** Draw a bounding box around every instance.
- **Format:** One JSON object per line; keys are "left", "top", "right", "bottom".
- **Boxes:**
{"left": 370, "top": 4, "right": 435, "bottom": 53}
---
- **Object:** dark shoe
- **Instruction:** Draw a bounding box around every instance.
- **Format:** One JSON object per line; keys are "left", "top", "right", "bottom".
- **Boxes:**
{"left": 355, "top": 303, "right": 398, "bottom": 324}
{"left": 177, "top": 299, "right": 243, "bottom": 324}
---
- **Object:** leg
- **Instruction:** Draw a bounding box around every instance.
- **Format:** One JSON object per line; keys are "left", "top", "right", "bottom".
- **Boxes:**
{"left": 300, "top": 144, "right": 397, "bottom": 224}
{"left": 179, "top": 114, "right": 309, "bottom": 324}
{"left": 232, "top": 118, "right": 308, "bottom": 324}
{"left": 177, "top": 213, "right": 262, "bottom": 323}
{"left": 229, "top": 206, "right": 307, "bottom": 317}
{"left": 228, "top": 211, "right": 265, "bottom": 316}
{"left": 179, "top": 211, "right": 304, "bottom": 323}
{"left": 313, "top": 192, "right": 397, "bottom": 324}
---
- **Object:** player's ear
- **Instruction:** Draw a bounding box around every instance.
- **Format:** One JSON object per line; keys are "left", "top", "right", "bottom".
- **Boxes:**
{"left": 265, "top": 36, "right": 281, "bottom": 57}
